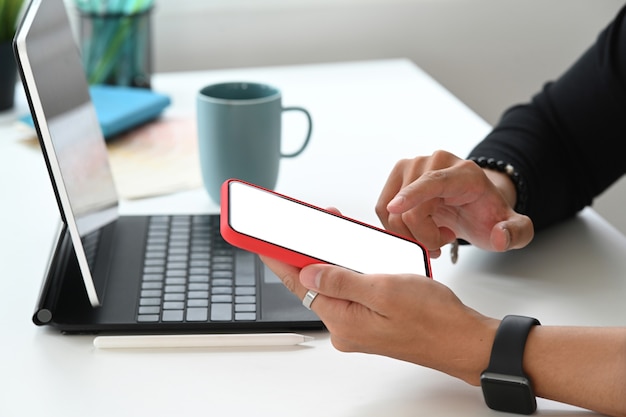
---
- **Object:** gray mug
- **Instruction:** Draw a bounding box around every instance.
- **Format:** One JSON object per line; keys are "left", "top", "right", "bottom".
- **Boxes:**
{"left": 197, "top": 82, "right": 312, "bottom": 204}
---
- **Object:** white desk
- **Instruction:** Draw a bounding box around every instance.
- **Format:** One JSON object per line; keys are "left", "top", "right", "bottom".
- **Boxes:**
{"left": 1, "top": 59, "right": 624, "bottom": 416}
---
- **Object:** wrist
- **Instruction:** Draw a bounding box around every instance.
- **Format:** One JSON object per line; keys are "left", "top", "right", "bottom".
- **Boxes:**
{"left": 483, "top": 169, "right": 518, "bottom": 209}
{"left": 450, "top": 315, "right": 500, "bottom": 386}
{"left": 469, "top": 156, "right": 527, "bottom": 213}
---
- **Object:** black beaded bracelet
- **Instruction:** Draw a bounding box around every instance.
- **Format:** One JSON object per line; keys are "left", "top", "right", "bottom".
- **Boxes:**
{"left": 469, "top": 156, "right": 528, "bottom": 214}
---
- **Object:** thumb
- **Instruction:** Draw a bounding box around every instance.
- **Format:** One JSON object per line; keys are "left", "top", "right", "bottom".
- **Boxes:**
{"left": 491, "top": 215, "right": 534, "bottom": 251}
{"left": 300, "top": 264, "right": 323, "bottom": 291}
{"left": 299, "top": 264, "right": 369, "bottom": 304}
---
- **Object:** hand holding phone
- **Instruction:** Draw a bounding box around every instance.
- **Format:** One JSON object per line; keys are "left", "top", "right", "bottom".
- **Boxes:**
{"left": 220, "top": 179, "right": 432, "bottom": 277}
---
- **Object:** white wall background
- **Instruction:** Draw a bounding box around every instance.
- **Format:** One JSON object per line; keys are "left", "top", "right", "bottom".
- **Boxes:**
{"left": 146, "top": 0, "right": 626, "bottom": 234}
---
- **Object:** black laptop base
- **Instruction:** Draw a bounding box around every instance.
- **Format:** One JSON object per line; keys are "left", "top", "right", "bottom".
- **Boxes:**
{"left": 34, "top": 219, "right": 323, "bottom": 335}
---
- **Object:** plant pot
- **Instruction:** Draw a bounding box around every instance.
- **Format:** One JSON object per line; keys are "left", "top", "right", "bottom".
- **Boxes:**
{"left": 0, "top": 41, "right": 18, "bottom": 111}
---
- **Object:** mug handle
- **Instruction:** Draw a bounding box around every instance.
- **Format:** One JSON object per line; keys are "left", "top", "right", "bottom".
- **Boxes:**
{"left": 280, "top": 106, "right": 312, "bottom": 158}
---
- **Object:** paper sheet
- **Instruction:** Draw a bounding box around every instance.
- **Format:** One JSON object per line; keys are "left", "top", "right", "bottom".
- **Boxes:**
{"left": 106, "top": 117, "right": 203, "bottom": 199}
{"left": 20, "top": 116, "right": 203, "bottom": 200}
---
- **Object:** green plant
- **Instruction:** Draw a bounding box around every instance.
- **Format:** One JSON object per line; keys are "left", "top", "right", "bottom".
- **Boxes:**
{"left": 0, "top": 0, "right": 24, "bottom": 43}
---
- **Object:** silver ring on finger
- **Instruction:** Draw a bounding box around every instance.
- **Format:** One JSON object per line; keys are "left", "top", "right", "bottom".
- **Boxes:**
{"left": 302, "top": 290, "right": 319, "bottom": 310}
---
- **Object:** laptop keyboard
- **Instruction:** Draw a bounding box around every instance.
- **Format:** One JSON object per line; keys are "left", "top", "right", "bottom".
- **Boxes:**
{"left": 136, "top": 215, "right": 258, "bottom": 323}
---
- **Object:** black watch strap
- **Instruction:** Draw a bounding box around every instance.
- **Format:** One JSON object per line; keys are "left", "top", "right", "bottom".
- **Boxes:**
{"left": 486, "top": 315, "right": 540, "bottom": 375}
{"left": 481, "top": 315, "right": 541, "bottom": 414}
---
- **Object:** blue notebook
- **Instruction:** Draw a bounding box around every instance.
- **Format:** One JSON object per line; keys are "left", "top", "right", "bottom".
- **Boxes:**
{"left": 22, "top": 85, "right": 171, "bottom": 140}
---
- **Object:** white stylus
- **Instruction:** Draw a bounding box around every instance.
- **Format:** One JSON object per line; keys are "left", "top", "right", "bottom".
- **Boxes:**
{"left": 93, "top": 333, "right": 314, "bottom": 349}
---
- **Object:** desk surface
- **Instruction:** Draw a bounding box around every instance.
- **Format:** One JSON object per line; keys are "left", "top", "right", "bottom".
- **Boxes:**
{"left": 1, "top": 59, "right": 624, "bottom": 416}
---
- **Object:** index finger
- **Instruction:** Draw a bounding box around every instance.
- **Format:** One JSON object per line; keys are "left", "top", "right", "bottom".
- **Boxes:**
{"left": 387, "top": 161, "right": 481, "bottom": 214}
{"left": 375, "top": 165, "right": 405, "bottom": 228}
{"left": 259, "top": 255, "right": 307, "bottom": 299}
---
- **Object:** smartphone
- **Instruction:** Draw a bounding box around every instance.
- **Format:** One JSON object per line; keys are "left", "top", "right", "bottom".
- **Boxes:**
{"left": 220, "top": 179, "right": 432, "bottom": 277}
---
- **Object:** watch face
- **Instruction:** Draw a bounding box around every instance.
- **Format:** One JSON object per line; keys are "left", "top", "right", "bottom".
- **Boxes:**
{"left": 481, "top": 373, "right": 537, "bottom": 415}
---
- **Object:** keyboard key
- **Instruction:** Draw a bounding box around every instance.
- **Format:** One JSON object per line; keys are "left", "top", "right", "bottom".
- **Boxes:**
{"left": 187, "top": 299, "right": 209, "bottom": 307}
{"left": 164, "top": 293, "right": 185, "bottom": 301}
{"left": 143, "top": 266, "right": 165, "bottom": 274}
{"left": 188, "top": 283, "right": 209, "bottom": 291}
{"left": 235, "top": 312, "right": 256, "bottom": 321}
{"left": 186, "top": 308, "right": 208, "bottom": 322}
{"left": 190, "top": 245, "right": 211, "bottom": 253}
{"left": 138, "top": 314, "right": 160, "bottom": 322}
{"left": 138, "top": 306, "right": 160, "bottom": 315}
{"left": 190, "top": 252, "right": 210, "bottom": 260}
{"left": 163, "top": 301, "right": 185, "bottom": 310}
{"left": 168, "top": 247, "right": 189, "bottom": 255}
{"left": 211, "top": 295, "right": 233, "bottom": 303}
{"left": 145, "top": 250, "right": 166, "bottom": 258}
{"left": 164, "top": 285, "right": 186, "bottom": 293}
{"left": 235, "top": 296, "right": 256, "bottom": 304}
{"left": 167, "top": 261, "right": 188, "bottom": 269}
{"left": 162, "top": 310, "right": 184, "bottom": 322}
{"left": 140, "top": 290, "right": 162, "bottom": 298}
{"left": 148, "top": 224, "right": 168, "bottom": 232}
{"left": 165, "top": 277, "right": 186, "bottom": 285}
{"left": 147, "top": 229, "right": 168, "bottom": 237}
{"left": 212, "top": 271, "right": 233, "bottom": 279}
{"left": 189, "top": 267, "right": 210, "bottom": 275}
{"left": 189, "top": 275, "right": 209, "bottom": 283}
{"left": 235, "top": 304, "right": 256, "bottom": 313}
{"left": 235, "top": 287, "right": 255, "bottom": 296}
{"left": 168, "top": 240, "right": 189, "bottom": 248}
{"left": 211, "top": 304, "right": 232, "bottom": 321}
{"left": 139, "top": 298, "right": 161, "bottom": 306}
{"left": 188, "top": 291, "right": 210, "bottom": 299}
{"left": 142, "top": 273, "right": 164, "bottom": 281}
{"left": 212, "top": 279, "right": 233, "bottom": 287}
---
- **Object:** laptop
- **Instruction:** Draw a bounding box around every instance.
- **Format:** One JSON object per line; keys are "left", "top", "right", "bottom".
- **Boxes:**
{"left": 14, "top": 0, "right": 322, "bottom": 334}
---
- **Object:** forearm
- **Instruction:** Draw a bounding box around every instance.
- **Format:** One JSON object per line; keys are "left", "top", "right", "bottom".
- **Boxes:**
{"left": 453, "top": 315, "right": 626, "bottom": 416}
{"left": 525, "top": 326, "right": 626, "bottom": 416}
{"left": 461, "top": 172, "right": 626, "bottom": 415}
{"left": 469, "top": 5, "right": 626, "bottom": 231}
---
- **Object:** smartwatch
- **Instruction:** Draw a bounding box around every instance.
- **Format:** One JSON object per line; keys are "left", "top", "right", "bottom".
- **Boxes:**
{"left": 480, "top": 315, "right": 541, "bottom": 415}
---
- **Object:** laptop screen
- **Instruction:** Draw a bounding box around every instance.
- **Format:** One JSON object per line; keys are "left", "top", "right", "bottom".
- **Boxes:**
{"left": 15, "top": 0, "right": 120, "bottom": 307}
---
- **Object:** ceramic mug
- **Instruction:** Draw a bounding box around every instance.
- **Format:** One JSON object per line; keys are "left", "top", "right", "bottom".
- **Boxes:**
{"left": 197, "top": 82, "right": 312, "bottom": 204}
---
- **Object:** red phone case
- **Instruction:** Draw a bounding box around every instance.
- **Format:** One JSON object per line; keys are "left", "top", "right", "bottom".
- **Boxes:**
{"left": 220, "top": 179, "right": 331, "bottom": 269}
{"left": 220, "top": 179, "right": 432, "bottom": 276}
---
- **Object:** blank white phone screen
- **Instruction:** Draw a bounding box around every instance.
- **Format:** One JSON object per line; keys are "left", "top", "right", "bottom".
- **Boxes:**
{"left": 228, "top": 181, "right": 429, "bottom": 276}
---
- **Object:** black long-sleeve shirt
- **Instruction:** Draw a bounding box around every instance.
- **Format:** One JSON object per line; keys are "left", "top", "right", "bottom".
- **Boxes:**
{"left": 468, "top": 5, "right": 626, "bottom": 232}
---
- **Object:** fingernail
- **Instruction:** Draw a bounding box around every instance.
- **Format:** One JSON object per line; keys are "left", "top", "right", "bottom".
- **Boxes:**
{"left": 387, "top": 195, "right": 405, "bottom": 210}
{"left": 300, "top": 265, "right": 322, "bottom": 289}
{"left": 502, "top": 226, "right": 511, "bottom": 250}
